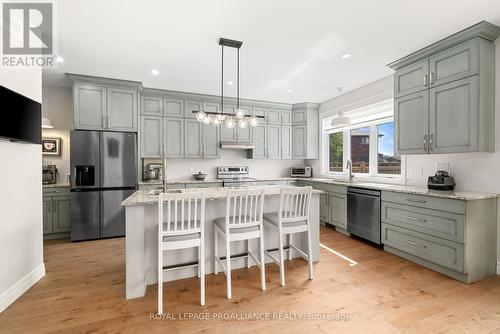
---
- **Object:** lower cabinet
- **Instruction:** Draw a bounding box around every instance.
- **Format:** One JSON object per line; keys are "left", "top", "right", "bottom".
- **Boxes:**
{"left": 329, "top": 193, "right": 347, "bottom": 229}
{"left": 43, "top": 188, "right": 71, "bottom": 239}
{"left": 300, "top": 181, "right": 347, "bottom": 230}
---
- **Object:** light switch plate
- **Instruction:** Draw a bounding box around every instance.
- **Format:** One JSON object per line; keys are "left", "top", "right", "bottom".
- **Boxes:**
{"left": 409, "top": 167, "right": 423, "bottom": 176}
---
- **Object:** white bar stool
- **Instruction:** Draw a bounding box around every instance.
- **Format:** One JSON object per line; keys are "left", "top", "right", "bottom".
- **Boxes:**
{"left": 263, "top": 186, "right": 314, "bottom": 287}
{"left": 158, "top": 191, "right": 206, "bottom": 315}
{"left": 214, "top": 188, "right": 266, "bottom": 299}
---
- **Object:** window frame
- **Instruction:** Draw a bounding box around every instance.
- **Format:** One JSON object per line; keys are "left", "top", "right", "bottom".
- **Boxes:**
{"left": 322, "top": 117, "right": 405, "bottom": 181}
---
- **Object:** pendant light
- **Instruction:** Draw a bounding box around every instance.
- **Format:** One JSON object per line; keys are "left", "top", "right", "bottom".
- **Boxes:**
{"left": 330, "top": 87, "right": 351, "bottom": 128}
{"left": 194, "top": 38, "right": 264, "bottom": 128}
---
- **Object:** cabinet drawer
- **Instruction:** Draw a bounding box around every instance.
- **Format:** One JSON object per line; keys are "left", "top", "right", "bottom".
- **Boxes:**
{"left": 43, "top": 187, "right": 70, "bottom": 196}
{"left": 382, "top": 191, "right": 465, "bottom": 215}
{"left": 185, "top": 182, "right": 222, "bottom": 189}
{"left": 382, "top": 223, "right": 465, "bottom": 273}
{"left": 382, "top": 201, "right": 464, "bottom": 243}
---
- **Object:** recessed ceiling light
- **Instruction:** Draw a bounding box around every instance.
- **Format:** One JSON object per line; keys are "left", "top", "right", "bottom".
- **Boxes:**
{"left": 54, "top": 55, "right": 64, "bottom": 63}
{"left": 341, "top": 53, "right": 351, "bottom": 59}
{"left": 227, "top": 81, "right": 233, "bottom": 85}
{"left": 151, "top": 69, "right": 159, "bottom": 76}
{"left": 287, "top": 89, "right": 293, "bottom": 93}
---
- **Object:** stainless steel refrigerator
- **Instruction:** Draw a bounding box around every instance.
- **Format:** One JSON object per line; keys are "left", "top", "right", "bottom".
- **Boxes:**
{"left": 70, "top": 131, "right": 137, "bottom": 241}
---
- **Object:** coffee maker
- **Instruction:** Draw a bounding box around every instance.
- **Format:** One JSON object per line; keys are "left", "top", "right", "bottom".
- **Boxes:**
{"left": 144, "top": 163, "right": 163, "bottom": 181}
{"left": 42, "top": 165, "right": 58, "bottom": 185}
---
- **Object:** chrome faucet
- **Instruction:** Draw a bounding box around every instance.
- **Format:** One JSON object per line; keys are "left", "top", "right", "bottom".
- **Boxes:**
{"left": 346, "top": 159, "right": 354, "bottom": 183}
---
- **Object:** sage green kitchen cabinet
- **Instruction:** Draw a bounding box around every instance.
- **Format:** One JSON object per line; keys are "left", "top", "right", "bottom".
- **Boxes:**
{"left": 107, "top": 87, "right": 138, "bottom": 131}
{"left": 266, "top": 108, "right": 281, "bottom": 124}
{"left": 43, "top": 188, "right": 70, "bottom": 238}
{"left": 292, "top": 103, "right": 319, "bottom": 159}
{"left": 163, "top": 98, "right": 184, "bottom": 117}
{"left": 428, "top": 76, "right": 479, "bottom": 153}
{"left": 394, "top": 91, "right": 429, "bottom": 155}
{"left": 267, "top": 124, "right": 281, "bottom": 159}
{"left": 184, "top": 119, "right": 220, "bottom": 159}
{"left": 185, "top": 100, "right": 202, "bottom": 119}
{"left": 329, "top": 193, "right": 347, "bottom": 229}
{"left": 281, "top": 110, "right": 292, "bottom": 125}
{"left": 163, "top": 117, "right": 184, "bottom": 158}
{"left": 281, "top": 126, "right": 292, "bottom": 159}
{"left": 319, "top": 193, "right": 329, "bottom": 222}
{"left": 220, "top": 105, "right": 252, "bottom": 143}
{"left": 251, "top": 124, "right": 267, "bottom": 159}
{"left": 140, "top": 116, "right": 163, "bottom": 158}
{"left": 141, "top": 96, "right": 163, "bottom": 116}
{"left": 389, "top": 23, "right": 499, "bottom": 155}
{"left": 202, "top": 123, "right": 220, "bottom": 159}
{"left": 73, "top": 84, "right": 107, "bottom": 130}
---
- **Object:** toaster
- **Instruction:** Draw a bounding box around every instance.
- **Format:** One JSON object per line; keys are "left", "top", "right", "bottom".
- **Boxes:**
{"left": 290, "top": 166, "right": 312, "bottom": 178}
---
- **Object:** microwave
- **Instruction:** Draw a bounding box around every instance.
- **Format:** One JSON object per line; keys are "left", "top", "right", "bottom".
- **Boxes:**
{"left": 290, "top": 166, "right": 312, "bottom": 178}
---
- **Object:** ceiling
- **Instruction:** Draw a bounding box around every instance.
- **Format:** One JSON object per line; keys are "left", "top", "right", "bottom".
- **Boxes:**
{"left": 43, "top": 0, "right": 500, "bottom": 104}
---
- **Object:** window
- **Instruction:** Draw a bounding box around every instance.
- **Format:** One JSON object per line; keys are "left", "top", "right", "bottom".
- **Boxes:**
{"left": 350, "top": 126, "right": 370, "bottom": 173}
{"left": 324, "top": 119, "right": 402, "bottom": 178}
{"left": 377, "top": 122, "right": 401, "bottom": 175}
{"left": 329, "top": 132, "right": 343, "bottom": 172}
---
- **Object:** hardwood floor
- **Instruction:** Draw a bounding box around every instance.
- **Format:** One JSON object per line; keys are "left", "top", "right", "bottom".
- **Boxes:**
{"left": 1, "top": 227, "right": 500, "bottom": 333}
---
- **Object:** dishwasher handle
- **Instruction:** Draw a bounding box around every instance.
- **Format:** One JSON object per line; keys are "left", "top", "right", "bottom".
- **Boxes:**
{"left": 347, "top": 187, "right": 381, "bottom": 197}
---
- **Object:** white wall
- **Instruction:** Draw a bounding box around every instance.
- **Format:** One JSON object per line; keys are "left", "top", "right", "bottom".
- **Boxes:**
{"left": 314, "top": 37, "right": 500, "bottom": 264}
{"left": 41, "top": 86, "right": 73, "bottom": 183}
{"left": 0, "top": 67, "right": 45, "bottom": 313}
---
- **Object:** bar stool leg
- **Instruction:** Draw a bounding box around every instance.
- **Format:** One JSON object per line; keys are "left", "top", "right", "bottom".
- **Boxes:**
{"left": 246, "top": 239, "right": 251, "bottom": 268}
{"left": 288, "top": 233, "right": 293, "bottom": 261}
{"left": 259, "top": 231, "right": 266, "bottom": 291}
{"left": 200, "top": 243, "right": 205, "bottom": 305}
{"left": 158, "top": 250, "right": 163, "bottom": 315}
{"left": 214, "top": 228, "right": 218, "bottom": 275}
{"left": 226, "top": 238, "right": 232, "bottom": 299}
{"left": 278, "top": 231, "right": 285, "bottom": 287}
{"left": 306, "top": 226, "right": 314, "bottom": 280}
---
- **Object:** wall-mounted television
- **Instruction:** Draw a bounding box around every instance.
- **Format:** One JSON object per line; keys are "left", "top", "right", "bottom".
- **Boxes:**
{"left": 0, "top": 85, "right": 41, "bottom": 144}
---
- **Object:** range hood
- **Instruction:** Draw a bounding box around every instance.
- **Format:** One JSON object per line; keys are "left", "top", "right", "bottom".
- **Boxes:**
{"left": 220, "top": 142, "right": 255, "bottom": 150}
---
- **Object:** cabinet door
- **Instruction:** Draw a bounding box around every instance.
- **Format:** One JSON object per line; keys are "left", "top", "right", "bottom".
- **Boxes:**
{"left": 281, "top": 110, "right": 292, "bottom": 125}
{"left": 74, "top": 84, "right": 106, "bottom": 130}
{"left": 43, "top": 196, "right": 53, "bottom": 234}
{"left": 319, "top": 193, "right": 329, "bottom": 223}
{"left": 267, "top": 124, "right": 281, "bottom": 159}
{"left": 252, "top": 107, "right": 266, "bottom": 121}
{"left": 185, "top": 119, "right": 202, "bottom": 158}
{"left": 252, "top": 124, "right": 267, "bottom": 158}
{"left": 107, "top": 88, "right": 138, "bottom": 131}
{"left": 140, "top": 116, "right": 162, "bottom": 158}
{"left": 281, "top": 126, "right": 292, "bottom": 159}
{"left": 164, "top": 99, "right": 184, "bottom": 117}
{"left": 429, "top": 76, "right": 478, "bottom": 154}
{"left": 52, "top": 196, "right": 71, "bottom": 233}
{"left": 394, "top": 91, "right": 429, "bottom": 155}
{"left": 266, "top": 108, "right": 281, "bottom": 124}
{"left": 141, "top": 96, "right": 162, "bottom": 116}
{"left": 185, "top": 100, "right": 202, "bottom": 119}
{"left": 292, "top": 125, "right": 306, "bottom": 159}
{"left": 429, "top": 39, "right": 479, "bottom": 87}
{"left": 202, "top": 124, "right": 220, "bottom": 159}
{"left": 330, "top": 193, "right": 347, "bottom": 229}
{"left": 394, "top": 59, "right": 429, "bottom": 98}
{"left": 236, "top": 126, "right": 252, "bottom": 143}
{"left": 163, "top": 117, "right": 184, "bottom": 158}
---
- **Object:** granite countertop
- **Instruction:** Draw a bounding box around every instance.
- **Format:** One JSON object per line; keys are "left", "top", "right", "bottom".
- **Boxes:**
{"left": 301, "top": 177, "right": 498, "bottom": 201}
{"left": 43, "top": 183, "right": 71, "bottom": 188}
{"left": 122, "top": 185, "right": 324, "bottom": 206}
{"left": 139, "top": 179, "right": 223, "bottom": 185}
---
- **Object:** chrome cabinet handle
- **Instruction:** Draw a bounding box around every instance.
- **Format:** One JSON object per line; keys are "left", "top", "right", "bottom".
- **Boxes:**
{"left": 424, "top": 134, "right": 428, "bottom": 152}
{"left": 407, "top": 216, "right": 427, "bottom": 223}
{"left": 407, "top": 240, "right": 427, "bottom": 248}
{"left": 47, "top": 201, "right": 52, "bottom": 213}
{"left": 429, "top": 134, "right": 434, "bottom": 151}
{"left": 102, "top": 115, "right": 106, "bottom": 127}
{"left": 423, "top": 74, "right": 428, "bottom": 87}
{"left": 407, "top": 198, "right": 426, "bottom": 203}
{"left": 430, "top": 72, "right": 435, "bottom": 84}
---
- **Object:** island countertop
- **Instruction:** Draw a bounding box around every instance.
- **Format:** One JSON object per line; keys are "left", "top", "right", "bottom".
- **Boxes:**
{"left": 122, "top": 185, "right": 324, "bottom": 206}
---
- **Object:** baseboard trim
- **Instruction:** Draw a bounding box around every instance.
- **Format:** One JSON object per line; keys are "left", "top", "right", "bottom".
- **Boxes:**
{"left": 497, "top": 261, "right": 500, "bottom": 275}
{"left": 0, "top": 263, "right": 45, "bottom": 313}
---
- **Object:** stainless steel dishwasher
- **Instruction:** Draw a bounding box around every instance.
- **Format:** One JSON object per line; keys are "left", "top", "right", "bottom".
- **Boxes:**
{"left": 347, "top": 187, "right": 381, "bottom": 244}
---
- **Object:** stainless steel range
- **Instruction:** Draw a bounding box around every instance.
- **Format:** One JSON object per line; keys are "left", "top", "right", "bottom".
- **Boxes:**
{"left": 217, "top": 166, "right": 259, "bottom": 188}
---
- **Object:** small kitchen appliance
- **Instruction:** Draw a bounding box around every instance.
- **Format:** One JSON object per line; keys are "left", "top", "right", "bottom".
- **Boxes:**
{"left": 290, "top": 166, "right": 312, "bottom": 178}
{"left": 427, "top": 170, "right": 456, "bottom": 190}
{"left": 144, "top": 163, "right": 163, "bottom": 181}
{"left": 42, "top": 165, "right": 58, "bottom": 185}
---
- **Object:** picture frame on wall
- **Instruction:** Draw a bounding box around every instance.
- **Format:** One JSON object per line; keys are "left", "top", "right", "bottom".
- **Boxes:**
{"left": 42, "top": 137, "right": 61, "bottom": 156}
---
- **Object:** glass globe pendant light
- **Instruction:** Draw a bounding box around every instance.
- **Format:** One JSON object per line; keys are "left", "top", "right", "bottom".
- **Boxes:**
{"left": 249, "top": 115, "right": 258, "bottom": 127}
{"left": 212, "top": 117, "right": 221, "bottom": 126}
{"left": 226, "top": 117, "right": 236, "bottom": 128}
{"left": 238, "top": 118, "right": 248, "bottom": 128}
{"left": 203, "top": 115, "right": 212, "bottom": 125}
{"left": 196, "top": 110, "right": 206, "bottom": 122}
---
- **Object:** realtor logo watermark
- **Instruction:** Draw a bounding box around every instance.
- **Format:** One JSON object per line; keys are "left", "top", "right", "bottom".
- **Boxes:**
{"left": 1, "top": 1, "right": 57, "bottom": 67}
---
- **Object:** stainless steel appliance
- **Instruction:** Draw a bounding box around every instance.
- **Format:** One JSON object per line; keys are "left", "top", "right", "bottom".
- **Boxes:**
{"left": 347, "top": 187, "right": 381, "bottom": 245}
{"left": 144, "top": 163, "right": 163, "bottom": 181}
{"left": 217, "top": 166, "right": 259, "bottom": 188}
{"left": 290, "top": 166, "right": 312, "bottom": 178}
{"left": 70, "top": 131, "right": 137, "bottom": 241}
{"left": 42, "top": 165, "right": 58, "bottom": 185}
{"left": 427, "top": 170, "right": 455, "bottom": 190}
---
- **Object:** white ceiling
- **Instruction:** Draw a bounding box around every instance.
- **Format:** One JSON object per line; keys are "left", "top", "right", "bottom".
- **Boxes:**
{"left": 43, "top": 0, "right": 500, "bottom": 104}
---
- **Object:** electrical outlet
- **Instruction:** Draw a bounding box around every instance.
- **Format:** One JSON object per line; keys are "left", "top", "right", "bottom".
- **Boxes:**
{"left": 409, "top": 167, "right": 423, "bottom": 176}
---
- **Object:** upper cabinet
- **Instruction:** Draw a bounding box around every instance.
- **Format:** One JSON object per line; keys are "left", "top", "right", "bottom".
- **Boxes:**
{"left": 389, "top": 21, "right": 500, "bottom": 155}
{"left": 70, "top": 75, "right": 141, "bottom": 132}
{"left": 292, "top": 103, "right": 319, "bottom": 159}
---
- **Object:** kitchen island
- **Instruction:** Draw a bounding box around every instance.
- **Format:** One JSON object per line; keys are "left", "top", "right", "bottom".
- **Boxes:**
{"left": 122, "top": 185, "right": 322, "bottom": 299}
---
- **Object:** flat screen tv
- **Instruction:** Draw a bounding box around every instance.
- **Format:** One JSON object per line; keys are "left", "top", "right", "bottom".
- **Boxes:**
{"left": 0, "top": 85, "right": 41, "bottom": 144}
